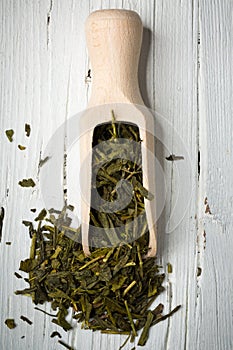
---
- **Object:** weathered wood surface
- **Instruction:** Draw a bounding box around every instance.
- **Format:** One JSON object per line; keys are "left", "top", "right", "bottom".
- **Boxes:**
{"left": 0, "top": 1, "right": 232, "bottom": 349}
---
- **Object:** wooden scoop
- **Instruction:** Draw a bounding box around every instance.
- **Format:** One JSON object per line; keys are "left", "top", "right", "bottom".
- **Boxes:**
{"left": 80, "top": 9, "right": 157, "bottom": 257}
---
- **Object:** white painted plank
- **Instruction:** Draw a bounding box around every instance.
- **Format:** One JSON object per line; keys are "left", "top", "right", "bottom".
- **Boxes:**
{"left": 194, "top": 1, "right": 233, "bottom": 349}
{"left": 151, "top": 1, "right": 199, "bottom": 350}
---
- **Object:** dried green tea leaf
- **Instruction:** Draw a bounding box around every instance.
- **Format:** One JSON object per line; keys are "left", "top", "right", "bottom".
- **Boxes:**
{"left": 51, "top": 305, "right": 72, "bottom": 331}
{"left": 111, "top": 275, "right": 127, "bottom": 292}
{"left": 22, "top": 220, "right": 33, "bottom": 227}
{"left": 66, "top": 204, "right": 75, "bottom": 211}
{"left": 20, "top": 315, "right": 32, "bottom": 325}
{"left": 18, "top": 178, "right": 36, "bottom": 188}
{"left": 167, "top": 262, "right": 173, "bottom": 273}
{"left": 50, "top": 246, "right": 62, "bottom": 259}
{"left": 124, "top": 300, "right": 137, "bottom": 336}
{"left": 58, "top": 340, "right": 74, "bottom": 350}
{"left": 22, "top": 220, "right": 35, "bottom": 238}
{"left": 39, "top": 156, "right": 50, "bottom": 168}
{"left": 14, "top": 272, "right": 23, "bottom": 279}
{"left": 18, "top": 145, "right": 26, "bottom": 150}
{"left": 151, "top": 303, "right": 164, "bottom": 316}
{"left": 25, "top": 124, "right": 31, "bottom": 137}
{"left": 5, "top": 241, "right": 12, "bottom": 245}
{"left": 152, "top": 305, "right": 181, "bottom": 327}
{"left": 166, "top": 154, "right": 184, "bottom": 161}
{"left": 15, "top": 287, "right": 37, "bottom": 296}
{"left": 101, "top": 330, "right": 130, "bottom": 335}
{"left": 30, "top": 208, "right": 37, "bottom": 213}
{"left": 137, "top": 311, "right": 154, "bottom": 346}
{"left": 132, "top": 177, "right": 154, "bottom": 200}
{"left": 123, "top": 280, "right": 136, "bottom": 296}
{"left": 5, "top": 319, "right": 17, "bottom": 329}
{"left": 119, "top": 334, "right": 131, "bottom": 350}
{"left": 34, "top": 307, "right": 56, "bottom": 317}
{"left": 50, "top": 331, "right": 62, "bottom": 338}
{"left": 5, "top": 129, "right": 14, "bottom": 142}
{"left": 19, "top": 258, "right": 38, "bottom": 272}
{"left": 35, "top": 208, "right": 47, "bottom": 221}
{"left": 0, "top": 207, "right": 5, "bottom": 242}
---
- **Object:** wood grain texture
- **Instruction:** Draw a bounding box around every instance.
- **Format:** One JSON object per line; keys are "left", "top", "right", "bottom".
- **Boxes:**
{"left": 0, "top": 1, "right": 232, "bottom": 350}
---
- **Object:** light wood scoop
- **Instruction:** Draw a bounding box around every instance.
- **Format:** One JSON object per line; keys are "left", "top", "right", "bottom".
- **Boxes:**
{"left": 80, "top": 9, "right": 157, "bottom": 257}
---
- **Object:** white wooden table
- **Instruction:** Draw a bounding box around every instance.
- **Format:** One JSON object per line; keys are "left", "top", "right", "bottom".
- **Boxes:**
{"left": 1, "top": 1, "right": 232, "bottom": 349}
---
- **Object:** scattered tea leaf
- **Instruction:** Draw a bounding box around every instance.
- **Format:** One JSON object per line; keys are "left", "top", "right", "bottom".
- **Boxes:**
{"left": 52, "top": 306, "right": 72, "bottom": 331}
{"left": 5, "top": 129, "right": 14, "bottom": 142}
{"left": 167, "top": 262, "right": 173, "bottom": 273}
{"left": 34, "top": 307, "right": 56, "bottom": 317}
{"left": 6, "top": 241, "right": 12, "bottom": 245}
{"left": 14, "top": 272, "right": 23, "bottom": 279}
{"left": 18, "top": 145, "right": 26, "bottom": 150}
{"left": 18, "top": 179, "right": 36, "bottom": 188}
{"left": 25, "top": 124, "right": 31, "bottom": 137}
{"left": 5, "top": 319, "right": 17, "bottom": 329}
{"left": 137, "top": 311, "right": 154, "bottom": 346}
{"left": 30, "top": 208, "right": 37, "bottom": 213}
{"left": 22, "top": 220, "right": 33, "bottom": 227}
{"left": 85, "top": 69, "right": 91, "bottom": 83}
{"left": 22, "top": 220, "right": 35, "bottom": 238}
{"left": 0, "top": 207, "right": 5, "bottom": 242}
{"left": 58, "top": 340, "right": 74, "bottom": 350}
{"left": 119, "top": 334, "right": 131, "bottom": 349}
{"left": 35, "top": 208, "right": 47, "bottom": 221}
{"left": 50, "top": 331, "right": 62, "bottom": 338}
{"left": 20, "top": 315, "right": 33, "bottom": 325}
{"left": 205, "top": 204, "right": 211, "bottom": 214}
{"left": 166, "top": 154, "right": 184, "bottom": 161}
{"left": 152, "top": 305, "right": 182, "bottom": 327}
{"left": 39, "top": 156, "right": 50, "bottom": 168}
{"left": 151, "top": 303, "right": 164, "bottom": 316}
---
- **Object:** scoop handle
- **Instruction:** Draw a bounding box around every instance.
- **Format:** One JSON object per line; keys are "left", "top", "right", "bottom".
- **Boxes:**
{"left": 85, "top": 9, "right": 144, "bottom": 107}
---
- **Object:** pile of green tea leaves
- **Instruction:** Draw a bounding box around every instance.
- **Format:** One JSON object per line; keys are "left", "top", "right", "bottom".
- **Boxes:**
{"left": 16, "top": 209, "right": 180, "bottom": 347}
{"left": 15, "top": 117, "right": 180, "bottom": 348}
